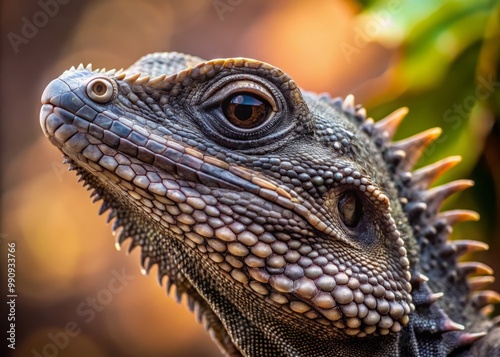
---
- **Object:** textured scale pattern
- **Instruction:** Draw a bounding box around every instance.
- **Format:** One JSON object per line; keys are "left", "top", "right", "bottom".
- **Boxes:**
{"left": 40, "top": 52, "right": 500, "bottom": 356}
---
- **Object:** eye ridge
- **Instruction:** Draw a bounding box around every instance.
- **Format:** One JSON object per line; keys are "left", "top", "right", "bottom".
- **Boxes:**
{"left": 221, "top": 92, "right": 271, "bottom": 129}
{"left": 338, "top": 190, "right": 363, "bottom": 228}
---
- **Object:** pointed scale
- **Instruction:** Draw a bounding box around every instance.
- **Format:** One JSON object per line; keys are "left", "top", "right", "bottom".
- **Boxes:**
{"left": 389, "top": 127, "right": 442, "bottom": 172}
{"left": 458, "top": 261, "right": 494, "bottom": 277}
{"left": 166, "top": 278, "right": 174, "bottom": 295}
{"left": 115, "top": 229, "right": 129, "bottom": 247}
{"left": 98, "top": 202, "right": 110, "bottom": 215}
{"left": 438, "top": 318, "right": 465, "bottom": 333}
{"left": 114, "top": 71, "right": 127, "bottom": 80}
{"left": 429, "top": 292, "right": 445, "bottom": 305}
{"left": 149, "top": 74, "right": 167, "bottom": 87}
{"left": 480, "top": 305, "right": 495, "bottom": 316}
{"left": 421, "top": 179, "right": 474, "bottom": 213}
{"left": 411, "top": 156, "right": 462, "bottom": 190}
{"left": 374, "top": 107, "right": 408, "bottom": 140}
{"left": 450, "top": 240, "right": 489, "bottom": 258}
{"left": 106, "top": 210, "right": 117, "bottom": 223}
{"left": 124, "top": 72, "right": 141, "bottom": 83}
{"left": 157, "top": 271, "right": 164, "bottom": 286}
{"left": 127, "top": 238, "right": 139, "bottom": 254}
{"left": 356, "top": 107, "right": 367, "bottom": 119}
{"left": 411, "top": 272, "right": 429, "bottom": 286}
{"left": 135, "top": 75, "right": 150, "bottom": 85}
{"left": 342, "top": 94, "right": 355, "bottom": 114}
{"left": 140, "top": 251, "right": 149, "bottom": 272}
{"left": 410, "top": 272, "right": 429, "bottom": 291}
{"left": 453, "top": 332, "right": 487, "bottom": 348}
{"left": 437, "top": 210, "right": 480, "bottom": 227}
{"left": 468, "top": 276, "right": 495, "bottom": 291}
{"left": 187, "top": 295, "right": 196, "bottom": 312}
{"left": 174, "top": 285, "right": 183, "bottom": 303}
{"left": 194, "top": 301, "right": 204, "bottom": 323}
{"left": 471, "top": 290, "right": 500, "bottom": 309}
{"left": 144, "top": 258, "right": 155, "bottom": 274}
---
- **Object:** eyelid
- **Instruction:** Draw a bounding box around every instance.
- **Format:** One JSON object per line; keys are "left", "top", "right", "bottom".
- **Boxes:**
{"left": 203, "top": 80, "right": 277, "bottom": 111}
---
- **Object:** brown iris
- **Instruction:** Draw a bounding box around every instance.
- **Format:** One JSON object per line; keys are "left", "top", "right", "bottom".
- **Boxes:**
{"left": 221, "top": 92, "right": 270, "bottom": 128}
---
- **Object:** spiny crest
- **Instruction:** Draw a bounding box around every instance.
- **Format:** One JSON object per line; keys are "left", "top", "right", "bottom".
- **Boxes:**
{"left": 110, "top": 68, "right": 177, "bottom": 89}
{"left": 106, "top": 57, "right": 291, "bottom": 93}
{"left": 66, "top": 63, "right": 121, "bottom": 78}
{"left": 338, "top": 94, "right": 498, "bottom": 350}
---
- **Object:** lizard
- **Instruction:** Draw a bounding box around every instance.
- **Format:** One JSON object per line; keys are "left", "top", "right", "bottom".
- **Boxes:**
{"left": 39, "top": 51, "right": 500, "bottom": 356}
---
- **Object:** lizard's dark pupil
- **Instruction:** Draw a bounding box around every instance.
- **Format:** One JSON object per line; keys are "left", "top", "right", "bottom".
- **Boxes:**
{"left": 94, "top": 83, "right": 105, "bottom": 95}
{"left": 222, "top": 93, "right": 269, "bottom": 128}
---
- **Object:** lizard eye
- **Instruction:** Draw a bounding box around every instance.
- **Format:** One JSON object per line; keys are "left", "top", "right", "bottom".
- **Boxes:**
{"left": 221, "top": 92, "right": 271, "bottom": 129}
{"left": 198, "top": 76, "right": 292, "bottom": 149}
{"left": 86, "top": 78, "right": 114, "bottom": 103}
{"left": 338, "top": 191, "right": 362, "bottom": 228}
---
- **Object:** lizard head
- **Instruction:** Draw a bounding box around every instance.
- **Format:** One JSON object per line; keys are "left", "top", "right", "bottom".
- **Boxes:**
{"left": 41, "top": 52, "right": 495, "bottom": 354}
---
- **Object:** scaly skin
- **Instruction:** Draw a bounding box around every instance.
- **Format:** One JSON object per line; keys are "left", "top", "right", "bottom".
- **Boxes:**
{"left": 40, "top": 52, "right": 500, "bottom": 356}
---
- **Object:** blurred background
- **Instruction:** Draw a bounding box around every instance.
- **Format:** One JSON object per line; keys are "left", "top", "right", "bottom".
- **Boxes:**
{"left": 1, "top": 0, "right": 499, "bottom": 356}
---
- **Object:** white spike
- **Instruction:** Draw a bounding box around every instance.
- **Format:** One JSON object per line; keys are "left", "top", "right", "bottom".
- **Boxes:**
{"left": 124, "top": 73, "right": 141, "bottom": 83}
{"left": 114, "top": 72, "right": 127, "bottom": 80}
{"left": 149, "top": 74, "right": 167, "bottom": 86}
{"left": 77, "top": 63, "right": 85, "bottom": 70}
{"left": 356, "top": 107, "right": 367, "bottom": 118}
{"left": 85, "top": 63, "right": 93, "bottom": 71}
{"left": 342, "top": 94, "right": 355, "bottom": 111}
{"left": 135, "top": 75, "right": 150, "bottom": 85}
{"left": 374, "top": 107, "right": 409, "bottom": 139}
